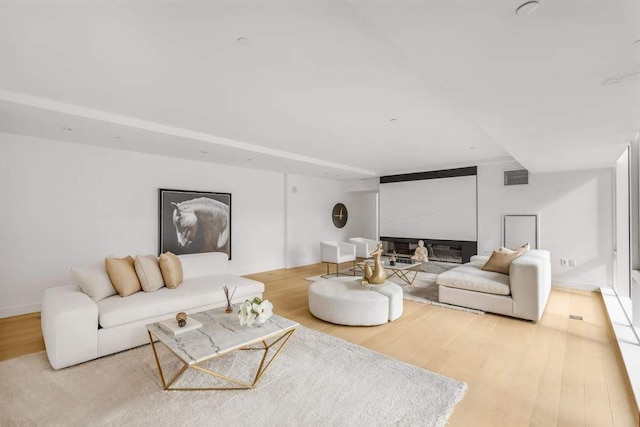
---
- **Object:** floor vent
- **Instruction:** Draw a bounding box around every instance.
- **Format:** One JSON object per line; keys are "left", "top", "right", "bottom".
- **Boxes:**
{"left": 569, "top": 314, "right": 583, "bottom": 320}
{"left": 504, "top": 169, "right": 529, "bottom": 185}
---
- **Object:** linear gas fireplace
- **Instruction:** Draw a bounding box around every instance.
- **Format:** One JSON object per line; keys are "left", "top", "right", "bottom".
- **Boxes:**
{"left": 380, "top": 237, "right": 477, "bottom": 264}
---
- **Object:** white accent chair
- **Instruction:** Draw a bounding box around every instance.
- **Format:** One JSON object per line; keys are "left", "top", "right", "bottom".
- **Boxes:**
{"left": 348, "top": 237, "right": 379, "bottom": 258}
{"left": 320, "top": 241, "right": 357, "bottom": 277}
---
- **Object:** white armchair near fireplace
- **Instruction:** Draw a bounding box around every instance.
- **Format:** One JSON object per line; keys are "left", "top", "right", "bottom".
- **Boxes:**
{"left": 320, "top": 241, "right": 356, "bottom": 278}
{"left": 348, "top": 237, "right": 379, "bottom": 258}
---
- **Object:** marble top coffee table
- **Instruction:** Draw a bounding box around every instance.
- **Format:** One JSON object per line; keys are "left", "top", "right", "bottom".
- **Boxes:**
{"left": 146, "top": 306, "right": 298, "bottom": 391}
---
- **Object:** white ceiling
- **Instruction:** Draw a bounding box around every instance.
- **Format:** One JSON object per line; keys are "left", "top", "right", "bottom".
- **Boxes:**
{"left": 0, "top": 0, "right": 638, "bottom": 179}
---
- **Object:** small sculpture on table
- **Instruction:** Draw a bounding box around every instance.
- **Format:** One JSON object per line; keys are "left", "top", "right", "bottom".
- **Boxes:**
{"left": 176, "top": 312, "right": 187, "bottom": 328}
{"left": 390, "top": 250, "right": 397, "bottom": 266}
{"left": 362, "top": 242, "right": 388, "bottom": 285}
{"left": 411, "top": 240, "right": 428, "bottom": 263}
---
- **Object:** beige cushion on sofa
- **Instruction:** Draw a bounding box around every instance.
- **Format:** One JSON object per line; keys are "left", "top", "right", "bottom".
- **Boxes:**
{"left": 159, "top": 252, "right": 183, "bottom": 289}
{"left": 69, "top": 263, "right": 117, "bottom": 302}
{"left": 482, "top": 250, "right": 523, "bottom": 275}
{"left": 105, "top": 256, "right": 142, "bottom": 297}
{"left": 134, "top": 255, "right": 165, "bottom": 292}
{"left": 500, "top": 243, "right": 530, "bottom": 253}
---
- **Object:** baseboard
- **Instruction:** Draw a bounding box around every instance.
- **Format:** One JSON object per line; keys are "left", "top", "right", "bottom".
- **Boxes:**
{"left": 552, "top": 280, "right": 602, "bottom": 292}
{"left": 0, "top": 303, "right": 41, "bottom": 319}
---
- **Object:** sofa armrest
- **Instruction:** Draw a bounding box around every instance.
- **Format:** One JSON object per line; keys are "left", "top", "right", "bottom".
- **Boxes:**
{"left": 349, "top": 238, "right": 378, "bottom": 258}
{"left": 337, "top": 241, "right": 356, "bottom": 257}
{"left": 41, "top": 286, "right": 99, "bottom": 369}
{"left": 509, "top": 255, "right": 551, "bottom": 321}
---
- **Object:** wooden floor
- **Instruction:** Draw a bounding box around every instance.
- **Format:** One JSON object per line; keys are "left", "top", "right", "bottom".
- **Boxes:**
{"left": 1, "top": 263, "right": 638, "bottom": 426}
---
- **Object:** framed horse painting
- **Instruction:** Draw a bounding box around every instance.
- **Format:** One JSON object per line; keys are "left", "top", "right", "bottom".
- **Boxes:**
{"left": 159, "top": 189, "right": 232, "bottom": 259}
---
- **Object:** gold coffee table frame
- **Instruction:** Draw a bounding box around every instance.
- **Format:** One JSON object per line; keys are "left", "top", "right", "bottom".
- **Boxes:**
{"left": 147, "top": 328, "right": 296, "bottom": 391}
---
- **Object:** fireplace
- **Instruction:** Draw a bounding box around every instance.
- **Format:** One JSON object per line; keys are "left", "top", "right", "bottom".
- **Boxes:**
{"left": 380, "top": 237, "right": 477, "bottom": 264}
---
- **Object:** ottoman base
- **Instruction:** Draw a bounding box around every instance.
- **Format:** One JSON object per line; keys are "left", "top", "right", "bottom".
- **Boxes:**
{"left": 308, "top": 279, "right": 403, "bottom": 326}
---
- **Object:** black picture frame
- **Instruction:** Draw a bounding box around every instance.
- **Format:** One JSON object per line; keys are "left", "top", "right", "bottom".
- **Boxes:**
{"left": 159, "top": 189, "right": 232, "bottom": 259}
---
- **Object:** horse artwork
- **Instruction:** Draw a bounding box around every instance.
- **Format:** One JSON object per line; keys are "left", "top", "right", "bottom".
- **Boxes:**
{"left": 159, "top": 190, "right": 232, "bottom": 258}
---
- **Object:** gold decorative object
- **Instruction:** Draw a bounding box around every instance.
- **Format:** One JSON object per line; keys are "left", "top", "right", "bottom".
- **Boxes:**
{"left": 362, "top": 242, "right": 388, "bottom": 285}
{"left": 176, "top": 312, "right": 187, "bottom": 327}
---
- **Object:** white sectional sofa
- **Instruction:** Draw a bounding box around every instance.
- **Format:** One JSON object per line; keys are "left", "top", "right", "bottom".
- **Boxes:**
{"left": 436, "top": 249, "right": 551, "bottom": 321}
{"left": 41, "top": 252, "right": 264, "bottom": 369}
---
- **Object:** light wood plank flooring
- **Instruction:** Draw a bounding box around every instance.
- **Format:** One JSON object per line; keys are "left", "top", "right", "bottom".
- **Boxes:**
{"left": 1, "top": 263, "right": 638, "bottom": 426}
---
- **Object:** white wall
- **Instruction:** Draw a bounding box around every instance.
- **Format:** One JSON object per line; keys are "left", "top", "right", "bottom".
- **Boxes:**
{"left": 284, "top": 174, "right": 370, "bottom": 268}
{"left": 379, "top": 175, "right": 477, "bottom": 241}
{"left": 0, "top": 133, "right": 286, "bottom": 317}
{"left": 478, "top": 161, "right": 614, "bottom": 290}
{"left": 351, "top": 191, "right": 378, "bottom": 240}
{"left": 0, "top": 133, "right": 376, "bottom": 317}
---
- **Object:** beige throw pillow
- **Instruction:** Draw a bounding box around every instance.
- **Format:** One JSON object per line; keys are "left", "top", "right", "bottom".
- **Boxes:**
{"left": 481, "top": 250, "right": 524, "bottom": 275}
{"left": 70, "top": 263, "right": 117, "bottom": 302}
{"left": 105, "top": 256, "right": 142, "bottom": 297}
{"left": 134, "top": 255, "right": 165, "bottom": 292}
{"left": 159, "top": 252, "right": 183, "bottom": 289}
{"left": 500, "top": 243, "right": 530, "bottom": 253}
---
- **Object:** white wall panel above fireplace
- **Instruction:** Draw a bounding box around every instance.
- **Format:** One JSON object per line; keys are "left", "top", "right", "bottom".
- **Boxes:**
{"left": 379, "top": 174, "right": 476, "bottom": 241}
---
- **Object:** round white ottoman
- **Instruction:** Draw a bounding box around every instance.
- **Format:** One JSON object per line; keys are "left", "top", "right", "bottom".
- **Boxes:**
{"left": 308, "top": 279, "right": 403, "bottom": 326}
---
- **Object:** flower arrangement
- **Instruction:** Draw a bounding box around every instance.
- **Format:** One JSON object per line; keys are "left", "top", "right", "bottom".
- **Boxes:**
{"left": 238, "top": 297, "right": 273, "bottom": 326}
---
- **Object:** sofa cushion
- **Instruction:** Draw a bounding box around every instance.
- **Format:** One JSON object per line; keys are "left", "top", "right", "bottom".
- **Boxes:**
{"left": 437, "top": 263, "right": 510, "bottom": 296}
{"left": 69, "top": 263, "right": 117, "bottom": 302}
{"left": 159, "top": 252, "right": 183, "bottom": 288}
{"left": 134, "top": 255, "right": 165, "bottom": 292}
{"left": 178, "top": 252, "right": 228, "bottom": 280}
{"left": 482, "top": 250, "right": 523, "bottom": 275}
{"left": 97, "top": 275, "right": 265, "bottom": 328}
{"left": 105, "top": 256, "right": 142, "bottom": 297}
{"left": 500, "top": 243, "right": 530, "bottom": 253}
{"left": 469, "top": 255, "right": 490, "bottom": 266}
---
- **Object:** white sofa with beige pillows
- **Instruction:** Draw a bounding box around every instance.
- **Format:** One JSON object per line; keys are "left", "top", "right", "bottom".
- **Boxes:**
{"left": 41, "top": 252, "right": 264, "bottom": 369}
{"left": 436, "top": 248, "right": 551, "bottom": 321}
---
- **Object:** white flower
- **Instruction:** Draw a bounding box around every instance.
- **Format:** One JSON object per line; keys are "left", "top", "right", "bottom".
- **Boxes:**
{"left": 238, "top": 297, "right": 273, "bottom": 325}
{"left": 238, "top": 300, "right": 257, "bottom": 326}
{"left": 253, "top": 299, "right": 273, "bottom": 323}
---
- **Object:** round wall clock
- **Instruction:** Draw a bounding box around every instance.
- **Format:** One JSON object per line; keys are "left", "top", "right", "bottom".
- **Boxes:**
{"left": 332, "top": 203, "right": 348, "bottom": 228}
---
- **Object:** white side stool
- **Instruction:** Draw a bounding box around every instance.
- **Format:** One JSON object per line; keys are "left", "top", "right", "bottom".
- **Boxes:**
{"left": 308, "top": 279, "right": 403, "bottom": 326}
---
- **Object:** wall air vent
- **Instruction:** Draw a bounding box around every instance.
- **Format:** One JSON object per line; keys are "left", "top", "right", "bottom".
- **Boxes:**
{"left": 504, "top": 169, "right": 529, "bottom": 186}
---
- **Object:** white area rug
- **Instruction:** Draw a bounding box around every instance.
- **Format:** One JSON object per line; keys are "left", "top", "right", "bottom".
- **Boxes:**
{"left": 0, "top": 326, "right": 466, "bottom": 426}
{"left": 306, "top": 270, "right": 484, "bottom": 315}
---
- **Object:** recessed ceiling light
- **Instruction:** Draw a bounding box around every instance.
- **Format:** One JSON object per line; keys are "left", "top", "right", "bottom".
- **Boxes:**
{"left": 515, "top": 1, "right": 540, "bottom": 16}
{"left": 114, "top": 136, "right": 122, "bottom": 139}
{"left": 60, "top": 127, "right": 73, "bottom": 131}
{"left": 470, "top": 146, "right": 476, "bottom": 150}
{"left": 200, "top": 151, "right": 208, "bottom": 154}
{"left": 390, "top": 118, "right": 398, "bottom": 122}
{"left": 247, "top": 158, "right": 253, "bottom": 161}
{"left": 283, "top": 165, "right": 289, "bottom": 168}
{"left": 237, "top": 37, "right": 250, "bottom": 45}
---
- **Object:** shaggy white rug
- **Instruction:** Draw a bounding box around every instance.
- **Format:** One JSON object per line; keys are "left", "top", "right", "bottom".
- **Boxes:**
{"left": 306, "top": 270, "right": 484, "bottom": 314}
{"left": 0, "top": 326, "right": 466, "bottom": 426}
